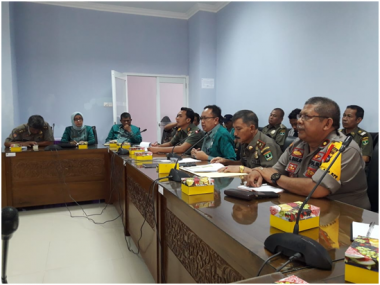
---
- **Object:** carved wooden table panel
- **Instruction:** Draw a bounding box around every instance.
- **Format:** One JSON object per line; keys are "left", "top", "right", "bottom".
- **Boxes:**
{"left": 2, "top": 147, "right": 110, "bottom": 208}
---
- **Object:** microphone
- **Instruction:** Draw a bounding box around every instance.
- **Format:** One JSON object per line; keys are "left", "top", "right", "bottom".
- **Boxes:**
{"left": 139, "top": 128, "right": 147, "bottom": 133}
{"left": 117, "top": 141, "right": 129, "bottom": 155}
{"left": 52, "top": 123, "right": 55, "bottom": 135}
{"left": 169, "top": 132, "right": 210, "bottom": 182}
{"left": 2, "top": 207, "right": 19, "bottom": 284}
{"left": 264, "top": 135, "right": 353, "bottom": 270}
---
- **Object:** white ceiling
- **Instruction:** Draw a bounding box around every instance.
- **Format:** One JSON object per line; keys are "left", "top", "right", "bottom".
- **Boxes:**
{"left": 40, "top": 1, "right": 230, "bottom": 20}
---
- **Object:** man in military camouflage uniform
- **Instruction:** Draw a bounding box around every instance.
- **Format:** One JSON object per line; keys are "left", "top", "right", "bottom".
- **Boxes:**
{"left": 4, "top": 115, "right": 54, "bottom": 147}
{"left": 149, "top": 107, "right": 203, "bottom": 154}
{"left": 213, "top": 110, "right": 282, "bottom": 172}
{"left": 261, "top": 108, "right": 288, "bottom": 150}
{"left": 247, "top": 97, "right": 370, "bottom": 210}
{"left": 341, "top": 105, "right": 373, "bottom": 163}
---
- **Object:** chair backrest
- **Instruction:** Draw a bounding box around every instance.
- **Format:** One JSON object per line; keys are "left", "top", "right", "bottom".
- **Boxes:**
{"left": 367, "top": 142, "right": 378, "bottom": 212}
{"left": 369, "top": 132, "right": 378, "bottom": 149}
{"left": 283, "top": 136, "right": 296, "bottom": 152}
{"left": 92, "top": 126, "right": 98, "bottom": 144}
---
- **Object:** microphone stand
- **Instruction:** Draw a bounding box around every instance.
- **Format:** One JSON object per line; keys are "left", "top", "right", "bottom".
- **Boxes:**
{"left": 264, "top": 136, "right": 353, "bottom": 270}
{"left": 169, "top": 132, "right": 210, "bottom": 182}
{"left": 2, "top": 207, "right": 19, "bottom": 284}
{"left": 166, "top": 136, "right": 188, "bottom": 160}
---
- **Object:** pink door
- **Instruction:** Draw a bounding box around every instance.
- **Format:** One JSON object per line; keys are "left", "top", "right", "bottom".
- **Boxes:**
{"left": 127, "top": 76, "right": 187, "bottom": 143}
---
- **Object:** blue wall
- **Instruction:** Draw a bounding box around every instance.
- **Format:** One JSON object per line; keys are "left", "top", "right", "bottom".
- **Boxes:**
{"left": 188, "top": 11, "right": 217, "bottom": 113}
{"left": 3, "top": 1, "right": 378, "bottom": 146}
{"left": 9, "top": 2, "right": 188, "bottom": 142}
{"left": 216, "top": 2, "right": 378, "bottom": 131}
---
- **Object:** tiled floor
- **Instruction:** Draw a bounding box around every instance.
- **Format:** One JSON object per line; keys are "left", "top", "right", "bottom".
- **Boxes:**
{"left": 5, "top": 202, "right": 155, "bottom": 283}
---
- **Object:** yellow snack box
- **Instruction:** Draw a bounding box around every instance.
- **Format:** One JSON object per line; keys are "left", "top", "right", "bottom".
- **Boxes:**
{"left": 269, "top": 201, "right": 320, "bottom": 233}
{"left": 157, "top": 162, "right": 179, "bottom": 174}
{"left": 135, "top": 151, "right": 153, "bottom": 161}
{"left": 181, "top": 177, "right": 214, "bottom": 196}
{"left": 78, "top": 144, "right": 88, "bottom": 149}
{"left": 345, "top": 236, "right": 378, "bottom": 284}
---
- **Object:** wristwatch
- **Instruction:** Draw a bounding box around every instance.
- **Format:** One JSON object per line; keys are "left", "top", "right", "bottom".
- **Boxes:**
{"left": 239, "top": 165, "right": 245, "bottom": 173}
{"left": 271, "top": 173, "right": 282, "bottom": 186}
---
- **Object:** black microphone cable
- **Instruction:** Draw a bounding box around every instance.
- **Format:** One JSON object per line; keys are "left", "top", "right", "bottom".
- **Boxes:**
{"left": 256, "top": 251, "right": 282, "bottom": 276}
{"left": 275, "top": 252, "right": 302, "bottom": 272}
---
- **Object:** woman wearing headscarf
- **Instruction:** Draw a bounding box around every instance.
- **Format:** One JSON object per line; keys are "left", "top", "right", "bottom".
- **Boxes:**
{"left": 61, "top": 112, "right": 96, "bottom": 145}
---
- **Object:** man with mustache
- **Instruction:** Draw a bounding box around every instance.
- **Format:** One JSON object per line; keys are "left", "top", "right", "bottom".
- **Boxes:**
{"left": 246, "top": 97, "right": 370, "bottom": 210}
{"left": 340, "top": 105, "right": 373, "bottom": 163}
{"left": 211, "top": 110, "right": 282, "bottom": 172}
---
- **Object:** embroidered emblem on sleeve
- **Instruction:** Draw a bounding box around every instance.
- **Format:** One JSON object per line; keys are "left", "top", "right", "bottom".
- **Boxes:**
{"left": 362, "top": 137, "right": 369, "bottom": 146}
{"left": 263, "top": 151, "right": 273, "bottom": 161}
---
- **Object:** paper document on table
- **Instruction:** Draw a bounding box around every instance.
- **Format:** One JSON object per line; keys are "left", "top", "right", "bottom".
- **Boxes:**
{"left": 352, "top": 222, "right": 379, "bottom": 240}
{"left": 238, "top": 184, "right": 284, "bottom": 193}
{"left": 180, "top": 163, "right": 225, "bottom": 173}
{"left": 191, "top": 172, "right": 247, "bottom": 178}
{"left": 155, "top": 158, "right": 201, "bottom": 164}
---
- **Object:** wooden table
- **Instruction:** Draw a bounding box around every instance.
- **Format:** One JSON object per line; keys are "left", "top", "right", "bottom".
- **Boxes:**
{"left": 3, "top": 150, "right": 378, "bottom": 283}
{"left": 2, "top": 146, "right": 110, "bottom": 208}
{"left": 118, "top": 156, "right": 378, "bottom": 283}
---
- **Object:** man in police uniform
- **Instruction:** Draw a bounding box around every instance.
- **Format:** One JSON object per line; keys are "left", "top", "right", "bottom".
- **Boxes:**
{"left": 261, "top": 108, "right": 288, "bottom": 149}
{"left": 246, "top": 97, "right": 370, "bottom": 210}
{"left": 4, "top": 115, "right": 54, "bottom": 147}
{"left": 341, "top": 105, "right": 373, "bottom": 163}
{"left": 149, "top": 107, "right": 203, "bottom": 154}
{"left": 212, "top": 110, "right": 282, "bottom": 172}
{"left": 105, "top": 112, "right": 142, "bottom": 144}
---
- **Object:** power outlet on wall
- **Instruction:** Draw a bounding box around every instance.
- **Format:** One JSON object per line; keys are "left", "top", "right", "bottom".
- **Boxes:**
{"left": 104, "top": 102, "right": 113, "bottom": 107}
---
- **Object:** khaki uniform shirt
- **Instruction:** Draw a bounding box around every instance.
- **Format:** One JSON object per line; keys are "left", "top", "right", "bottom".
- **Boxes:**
{"left": 170, "top": 124, "right": 203, "bottom": 150}
{"left": 341, "top": 127, "right": 373, "bottom": 158}
{"left": 5, "top": 123, "right": 54, "bottom": 144}
{"left": 273, "top": 130, "right": 370, "bottom": 210}
{"left": 240, "top": 131, "right": 282, "bottom": 168}
{"left": 262, "top": 123, "right": 288, "bottom": 147}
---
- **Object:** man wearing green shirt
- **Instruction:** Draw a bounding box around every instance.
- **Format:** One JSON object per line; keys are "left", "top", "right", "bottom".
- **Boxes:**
{"left": 191, "top": 105, "right": 236, "bottom": 161}
{"left": 149, "top": 107, "right": 203, "bottom": 154}
{"left": 105, "top": 112, "right": 142, "bottom": 144}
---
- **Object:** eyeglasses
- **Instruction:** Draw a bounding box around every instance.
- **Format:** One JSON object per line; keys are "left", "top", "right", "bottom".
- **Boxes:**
{"left": 200, "top": 116, "right": 216, "bottom": 121}
{"left": 74, "top": 118, "right": 83, "bottom": 121}
{"left": 297, "top": 114, "right": 329, "bottom": 121}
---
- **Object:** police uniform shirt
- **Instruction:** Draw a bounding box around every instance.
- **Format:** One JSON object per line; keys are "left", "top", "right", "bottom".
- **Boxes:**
{"left": 261, "top": 123, "right": 288, "bottom": 147}
{"left": 170, "top": 124, "right": 203, "bottom": 149}
{"left": 273, "top": 130, "right": 370, "bottom": 210}
{"left": 5, "top": 123, "right": 54, "bottom": 143}
{"left": 240, "top": 131, "right": 282, "bottom": 168}
{"left": 341, "top": 127, "right": 373, "bottom": 158}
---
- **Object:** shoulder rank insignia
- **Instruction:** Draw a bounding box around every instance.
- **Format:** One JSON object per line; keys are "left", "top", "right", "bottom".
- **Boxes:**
{"left": 358, "top": 130, "right": 367, "bottom": 136}
{"left": 257, "top": 140, "right": 266, "bottom": 150}
{"left": 362, "top": 137, "right": 369, "bottom": 146}
{"left": 177, "top": 128, "right": 181, "bottom": 132}
{"left": 351, "top": 132, "right": 355, "bottom": 136}
{"left": 187, "top": 127, "right": 191, "bottom": 132}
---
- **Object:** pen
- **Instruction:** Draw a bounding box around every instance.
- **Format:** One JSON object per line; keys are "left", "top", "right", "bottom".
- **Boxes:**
{"left": 366, "top": 222, "right": 375, "bottom": 237}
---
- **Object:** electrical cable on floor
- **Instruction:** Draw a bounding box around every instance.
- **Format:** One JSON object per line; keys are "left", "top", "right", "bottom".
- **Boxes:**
{"left": 256, "top": 251, "right": 282, "bottom": 276}
{"left": 53, "top": 149, "right": 121, "bottom": 224}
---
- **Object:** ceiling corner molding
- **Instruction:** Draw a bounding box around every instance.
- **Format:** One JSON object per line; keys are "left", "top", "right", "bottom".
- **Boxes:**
{"left": 186, "top": 2, "right": 230, "bottom": 19}
{"left": 38, "top": 2, "right": 189, "bottom": 20}
{"left": 35, "top": 1, "right": 229, "bottom": 20}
